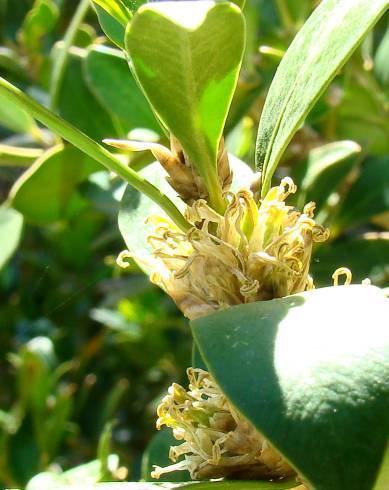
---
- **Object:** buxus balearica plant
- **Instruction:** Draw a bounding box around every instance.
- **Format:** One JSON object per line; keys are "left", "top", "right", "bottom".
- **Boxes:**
{"left": 0, "top": 0, "right": 388, "bottom": 489}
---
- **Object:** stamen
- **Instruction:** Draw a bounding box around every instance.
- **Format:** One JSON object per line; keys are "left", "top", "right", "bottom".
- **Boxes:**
{"left": 116, "top": 250, "right": 132, "bottom": 269}
{"left": 332, "top": 267, "right": 352, "bottom": 286}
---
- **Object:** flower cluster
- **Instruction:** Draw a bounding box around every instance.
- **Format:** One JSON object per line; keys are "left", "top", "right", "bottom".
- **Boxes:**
{"left": 129, "top": 177, "right": 329, "bottom": 320}
{"left": 152, "top": 368, "right": 294, "bottom": 481}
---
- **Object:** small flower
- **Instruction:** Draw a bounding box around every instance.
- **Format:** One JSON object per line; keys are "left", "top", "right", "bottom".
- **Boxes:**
{"left": 125, "top": 178, "right": 329, "bottom": 320}
{"left": 152, "top": 368, "right": 295, "bottom": 481}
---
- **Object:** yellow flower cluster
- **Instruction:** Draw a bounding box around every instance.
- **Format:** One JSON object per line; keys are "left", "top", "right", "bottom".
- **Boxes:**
{"left": 152, "top": 368, "right": 294, "bottom": 481}
{"left": 134, "top": 178, "right": 329, "bottom": 320}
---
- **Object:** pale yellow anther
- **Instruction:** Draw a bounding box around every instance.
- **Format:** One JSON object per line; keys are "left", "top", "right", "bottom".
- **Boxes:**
{"left": 332, "top": 267, "right": 352, "bottom": 286}
{"left": 116, "top": 250, "right": 132, "bottom": 269}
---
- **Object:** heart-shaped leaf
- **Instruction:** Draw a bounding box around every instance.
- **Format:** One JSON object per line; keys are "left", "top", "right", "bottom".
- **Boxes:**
{"left": 192, "top": 285, "right": 389, "bottom": 490}
{"left": 125, "top": 1, "right": 245, "bottom": 212}
{"left": 256, "top": 0, "right": 389, "bottom": 196}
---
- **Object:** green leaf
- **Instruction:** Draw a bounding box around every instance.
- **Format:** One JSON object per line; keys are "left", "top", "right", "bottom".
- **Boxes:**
{"left": 19, "top": 0, "right": 59, "bottom": 51}
{"left": 256, "top": 0, "right": 389, "bottom": 196}
{"left": 335, "top": 71, "right": 389, "bottom": 156}
{"left": 125, "top": 1, "right": 245, "bottom": 212}
{"left": 293, "top": 140, "right": 360, "bottom": 215}
{"left": 0, "top": 206, "right": 23, "bottom": 270}
{"left": 335, "top": 156, "right": 389, "bottom": 230}
{"left": 84, "top": 45, "right": 160, "bottom": 134}
{"left": 192, "top": 285, "right": 389, "bottom": 490}
{"left": 312, "top": 235, "right": 389, "bottom": 288}
{"left": 375, "top": 20, "right": 389, "bottom": 87}
{"left": 374, "top": 440, "right": 389, "bottom": 489}
{"left": 118, "top": 155, "right": 253, "bottom": 276}
{"left": 10, "top": 145, "right": 99, "bottom": 224}
{"left": 57, "top": 48, "right": 119, "bottom": 141}
{"left": 93, "top": 4, "right": 126, "bottom": 48}
{"left": 92, "top": 0, "right": 132, "bottom": 27}
{"left": 0, "top": 91, "right": 40, "bottom": 136}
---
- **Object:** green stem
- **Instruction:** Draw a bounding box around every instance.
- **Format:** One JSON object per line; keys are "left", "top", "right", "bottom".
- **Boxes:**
{"left": 0, "top": 76, "right": 190, "bottom": 232}
{"left": 0, "top": 144, "right": 43, "bottom": 166}
{"left": 50, "top": 0, "right": 90, "bottom": 110}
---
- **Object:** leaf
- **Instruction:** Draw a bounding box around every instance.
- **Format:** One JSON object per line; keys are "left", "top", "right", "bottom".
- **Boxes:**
{"left": 335, "top": 70, "right": 389, "bottom": 156}
{"left": 93, "top": 4, "right": 126, "bottom": 48}
{"left": 9, "top": 145, "right": 99, "bottom": 224}
{"left": 125, "top": 1, "right": 245, "bottom": 211}
{"left": 0, "top": 206, "right": 23, "bottom": 270}
{"left": 92, "top": 0, "right": 132, "bottom": 27}
{"left": 0, "top": 91, "right": 40, "bottom": 136}
{"left": 374, "top": 20, "right": 389, "bottom": 87}
{"left": 192, "top": 285, "right": 389, "bottom": 490}
{"left": 19, "top": 0, "right": 59, "bottom": 51}
{"left": 256, "top": 0, "right": 389, "bottom": 196}
{"left": 57, "top": 48, "right": 119, "bottom": 141}
{"left": 118, "top": 155, "right": 253, "bottom": 276}
{"left": 84, "top": 45, "right": 160, "bottom": 134}
{"left": 293, "top": 140, "right": 360, "bottom": 215}
{"left": 374, "top": 440, "right": 389, "bottom": 489}
{"left": 311, "top": 235, "right": 389, "bottom": 287}
{"left": 335, "top": 156, "right": 389, "bottom": 230}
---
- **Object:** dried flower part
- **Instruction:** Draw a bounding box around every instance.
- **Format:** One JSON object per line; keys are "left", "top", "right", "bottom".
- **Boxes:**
{"left": 152, "top": 368, "right": 295, "bottom": 481}
{"left": 104, "top": 135, "right": 232, "bottom": 205}
{"left": 138, "top": 178, "right": 329, "bottom": 320}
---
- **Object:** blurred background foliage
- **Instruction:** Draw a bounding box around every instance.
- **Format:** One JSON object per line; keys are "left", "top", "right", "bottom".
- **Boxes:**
{"left": 0, "top": 0, "right": 388, "bottom": 488}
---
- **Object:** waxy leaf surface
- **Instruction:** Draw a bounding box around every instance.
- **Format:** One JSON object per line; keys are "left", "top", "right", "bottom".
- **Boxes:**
{"left": 192, "top": 285, "right": 389, "bottom": 490}
{"left": 256, "top": 0, "right": 389, "bottom": 196}
{"left": 125, "top": 1, "right": 245, "bottom": 208}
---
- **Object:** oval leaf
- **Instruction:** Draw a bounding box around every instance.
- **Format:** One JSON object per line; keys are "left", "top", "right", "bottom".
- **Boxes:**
{"left": 256, "top": 0, "right": 389, "bottom": 196}
{"left": 125, "top": 1, "right": 245, "bottom": 208}
{"left": 192, "top": 285, "right": 389, "bottom": 490}
{"left": 10, "top": 145, "right": 99, "bottom": 224}
{"left": 84, "top": 45, "right": 160, "bottom": 134}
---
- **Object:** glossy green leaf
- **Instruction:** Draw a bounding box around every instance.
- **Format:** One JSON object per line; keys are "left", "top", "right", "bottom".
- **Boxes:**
{"left": 118, "top": 155, "right": 253, "bottom": 276}
{"left": 84, "top": 45, "right": 160, "bottom": 134}
{"left": 0, "top": 206, "right": 23, "bottom": 270}
{"left": 256, "top": 0, "right": 389, "bottom": 196}
{"left": 57, "top": 48, "right": 119, "bottom": 141}
{"left": 335, "top": 156, "right": 389, "bottom": 230}
{"left": 92, "top": 0, "right": 132, "bottom": 27}
{"left": 375, "top": 20, "right": 389, "bottom": 87}
{"left": 10, "top": 145, "right": 99, "bottom": 224}
{"left": 93, "top": 4, "right": 125, "bottom": 48}
{"left": 192, "top": 285, "right": 389, "bottom": 490}
{"left": 312, "top": 236, "right": 389, "bottom": 288}
{"left": 125, "top": 1, "right": 245, "bottom": 212}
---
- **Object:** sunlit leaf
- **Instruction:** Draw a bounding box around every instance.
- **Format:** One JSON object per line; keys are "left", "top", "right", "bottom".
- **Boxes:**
{"left": 126, "top": 1, "right": 245, "bottom": 211}
{"left": 192, "top": 285, "right": 389, "bottom": 490}
{"left": 256, "top": 0, "right": 389, "bottom": 196}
